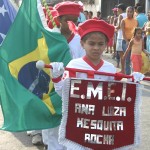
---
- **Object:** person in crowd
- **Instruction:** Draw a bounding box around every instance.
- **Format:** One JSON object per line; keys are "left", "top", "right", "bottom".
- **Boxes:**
{"left": 134, "top": 2, "right": 142, "bottom": 18}
{"left": 144, "top": 11, "right": 150, "bottom": 53}
{"left": 93, "top": 11, "right": 102, "bottom": 20}
{"left": 142, "top": 11, "right": 150, "bottom": 76}
{"left": 111, "top": 7, "right": 118, "bottom": 59}
{"left": 55, "top": 1, "right": 85, "bottom": 58}
{"left": 136, "top": 6, "right": 148, "bottom": 28}
{"left": 121, "top": 27, "right": 149, "bottom": 73}
{"left": 42, "top": 1, "right": 85, "bottom": 150}
{"left": 97, "top": 11, "right": 102, "bottom": 19}
{"left": 110, "top": 7, "right": 118, "bottom": 24}
{"left": 51, "top": 19, "right": 116, "bottom": 97}
{"left": 105, "top": 15, "right": 114, "bottom": 53}
{"left": 77, "top": 1, "right": 86, "bottom": 24}
{"left": 121, "top": 6, "right": 138, "bottom": 75}
{"left": 88, "top": 11, "right": 93, "bottom": 19}
{"left": 83, "top": 10, "right": 88, "bottom": 20}
{"left": 50, "top": 19, "right": 145, "bottom": 150}
{"left": 115, "top": 3, "right": 127, "bottom": 68}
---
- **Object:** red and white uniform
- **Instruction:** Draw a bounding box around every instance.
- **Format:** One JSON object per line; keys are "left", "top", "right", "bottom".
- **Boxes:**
{"left": 68, "top": 33, "right": 85, "bottom": 59}
{"left": 65, "top": 56, "right": 116, "bottom": 79}
{"left": 55, "top": 56, "right": 116, "bottom": 96}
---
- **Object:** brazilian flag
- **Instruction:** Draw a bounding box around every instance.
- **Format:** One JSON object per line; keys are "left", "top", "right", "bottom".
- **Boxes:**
{"left": 0, "top": 0, "right": 71, "bottom": 131}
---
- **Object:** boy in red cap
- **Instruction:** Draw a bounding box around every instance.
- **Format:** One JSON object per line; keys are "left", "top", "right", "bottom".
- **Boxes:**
{"left": 54, "top": 1, "right": 85, "bottom": 58}
{"left": 50, "top": 19, "right": 144, "bottom": 150}
{"left": 51, "top": 19, "right": 116, "bottom": 95}
{"left": 50, "top": 19, "right": 116, "bottom": 150}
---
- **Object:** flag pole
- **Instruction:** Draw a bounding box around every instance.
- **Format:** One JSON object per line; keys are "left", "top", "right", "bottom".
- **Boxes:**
{"left": 42, "top": 0, "right": 57, "bottom": 28}
{"left": 36, "top": 61, "right": 150, "bottom": 82}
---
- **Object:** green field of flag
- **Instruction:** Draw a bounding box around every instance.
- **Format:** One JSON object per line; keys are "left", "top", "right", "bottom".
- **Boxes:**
{"left": 0, "top": 0, "right": 71, "bottom": 132}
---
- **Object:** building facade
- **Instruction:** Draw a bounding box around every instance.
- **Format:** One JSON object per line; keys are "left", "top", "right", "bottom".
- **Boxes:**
{"left": 13, "top": 0, "right": 150, "bottom": 17}
{"left": 84, "top": 0, "right": 147, "bottom": 19}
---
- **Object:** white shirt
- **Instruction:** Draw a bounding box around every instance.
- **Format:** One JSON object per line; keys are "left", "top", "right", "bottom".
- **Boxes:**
{"left": 117, "top": 13, "right": 127, "bottom": 39}
{"left": 68, "top": 34, "right": 85, "bottom": 59}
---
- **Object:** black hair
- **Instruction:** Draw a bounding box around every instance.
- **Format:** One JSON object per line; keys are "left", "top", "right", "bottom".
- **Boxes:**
{"left": 84, "top": 10, "right": 88, "bottom": 13}
{"left": 117, "top": 3, "right": 126, "bottom": 11}
{"left": 97, "top": 11, "right": 101, "bottom": 14}
{"left": 137, "top": 6, "right": 143, "bottom": 13}
{"left": 88, "top": 11, "right": 93, "bottom": 16}
{"left": 134, "top": 2, "right": 141, "bottom": 9}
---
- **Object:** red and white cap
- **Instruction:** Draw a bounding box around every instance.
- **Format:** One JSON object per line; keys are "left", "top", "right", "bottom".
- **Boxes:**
{"left": 78, "top": 19, "right": 115, "bottom": 42}
{"left": 112, "top": 8, "right": 118, "bottom": 11}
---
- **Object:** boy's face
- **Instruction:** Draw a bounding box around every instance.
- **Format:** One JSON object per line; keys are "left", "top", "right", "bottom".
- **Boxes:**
{"left": 136, "top": 30, "right": 142, "bottom": 38}
{"left": 58, "top": 15, "right": 78, "bottom": 31}
{"left": 81, "top": 32, "right": 107, "bottom": 62}
{"left": 126, "top": 7, "right": 134, "bottom": 18}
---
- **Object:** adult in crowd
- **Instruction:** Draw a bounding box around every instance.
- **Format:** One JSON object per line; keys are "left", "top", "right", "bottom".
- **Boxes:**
{"left": 88, "top": 11, "right": 93, "bottom": 19}
{"left": 136, "top": 6, "right": 148, "bottom": 28}
{"left": 115, "top": 3, "right": 127, "bottom": 68}
{"left": 134, "top": 2, "right": 142, "bottom": 18}
{"left": 121, "top": 6, "right": 138, "bottom": 75}
{"left": 97, "top": 11, "right": 102, "bottom": 19}
{"left": 83, "top": 10, "right": 88, "bottom": 20}
{"left": 77, "top": 1, "right": 86, "bottom": 24}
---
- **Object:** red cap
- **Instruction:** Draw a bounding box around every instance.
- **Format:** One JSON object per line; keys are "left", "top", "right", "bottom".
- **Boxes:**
{"left": 54, "top": 1, "right": 81, "bottom": 17}
{"left": 112, "top": 8, "right": 118, "bottom": 11}
{"left": 78, "top": 19, "right": 115, "bottom": 42}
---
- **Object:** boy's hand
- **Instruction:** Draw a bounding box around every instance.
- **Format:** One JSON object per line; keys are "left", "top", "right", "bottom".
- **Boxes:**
{"left": 50, "top": 62, "right": 64, "bottom": 78}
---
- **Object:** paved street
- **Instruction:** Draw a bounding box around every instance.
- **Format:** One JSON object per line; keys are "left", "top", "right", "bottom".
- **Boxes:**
{"left": 0, "top": 53, "right": 150, "bottom": 150}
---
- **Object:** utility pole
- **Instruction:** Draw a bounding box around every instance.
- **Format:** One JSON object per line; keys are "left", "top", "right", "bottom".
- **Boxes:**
{"left": 146, "top": 0, "right": 150, "bottom": 14}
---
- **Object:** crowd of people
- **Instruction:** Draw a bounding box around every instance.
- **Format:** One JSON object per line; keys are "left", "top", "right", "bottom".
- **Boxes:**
{"left": 103, "top": 3, "right": 150, "bottom": 75}
{"left": 27, "top": 1, "right": 149, "bottom": 150}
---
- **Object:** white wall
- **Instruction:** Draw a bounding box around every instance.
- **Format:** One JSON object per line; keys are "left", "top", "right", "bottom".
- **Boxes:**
{"left": 83, "top": 0, "right": 101, "bottom": 17}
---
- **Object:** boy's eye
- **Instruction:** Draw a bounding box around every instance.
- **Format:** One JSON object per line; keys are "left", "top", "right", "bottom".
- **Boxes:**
{"left": 88, "top": 42, "right": 95, "bottom": 46}
{"left": 88, "top": 42, "right": 105, "bottom": 46}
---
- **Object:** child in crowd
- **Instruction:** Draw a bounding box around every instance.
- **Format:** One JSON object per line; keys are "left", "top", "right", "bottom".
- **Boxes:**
{"left": 50, "top": 19, "right": 144, "bottom": 150}
{"left": 106, "top": 15, "right": 114, "bottom": 53}
{"left": 121, "top": 27, "right": 149, "bottom": 73}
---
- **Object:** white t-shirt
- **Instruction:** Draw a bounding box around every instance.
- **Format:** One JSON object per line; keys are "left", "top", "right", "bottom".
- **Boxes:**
{"left": 68, "top": 34, "right": 85, "bottom": 59}
{"left": 117, "top": 13, "right": 127, "bottom": 39}
{"left": 64, "top": 57, "right": 116, "bottom": 80}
